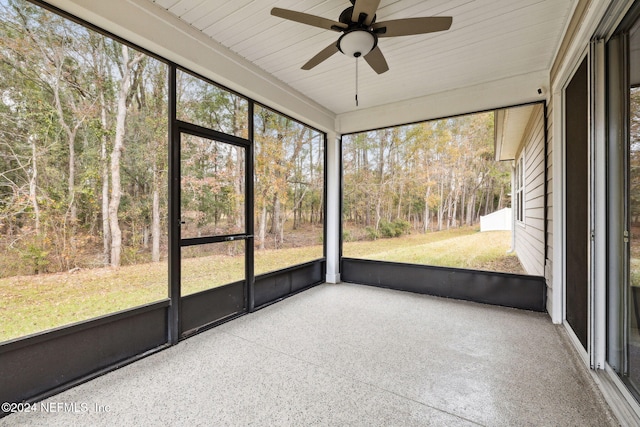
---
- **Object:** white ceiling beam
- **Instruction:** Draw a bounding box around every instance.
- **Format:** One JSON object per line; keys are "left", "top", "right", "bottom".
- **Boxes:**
{"left": 335, "top": 70, "right": 549, "bottom": 134}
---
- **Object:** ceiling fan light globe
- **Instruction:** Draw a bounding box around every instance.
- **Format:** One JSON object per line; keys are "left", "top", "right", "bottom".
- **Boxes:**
{"left": 338, "top": 30, "right": 375, "bottom": 57}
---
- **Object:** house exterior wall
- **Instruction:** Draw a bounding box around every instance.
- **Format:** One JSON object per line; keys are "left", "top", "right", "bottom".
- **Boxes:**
{"left": 546, "top": 98, "right": 554, "bottom": 315}
{"left": 546, "top": 0, "right": 600, "bottom": 320}
{"left": 549, "top": 0, "right": 596, "bottom": 325}
{"left": 546, "top": 1, "right": 588, "bottom": 323}
{"left": 514, "top": 104, "right": 546, "bottom": 277}
{"left": 545, "top": 1, "right": 640, "bottom": 424}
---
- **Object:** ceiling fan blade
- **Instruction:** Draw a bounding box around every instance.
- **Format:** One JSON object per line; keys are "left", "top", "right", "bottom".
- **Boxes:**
{"left": 302, "top": 42, "right": 340, "bottom": 70}
{"left": 373, "top": 17, "right": 453, "bottom": 37}
{"left": 271, "top": 7, "right": 348, "bottom": 32}
{"left": 352, "top": 0, "right": 381, "bottom": 26}
{"left": 364, "top": 46, "right": 389, "bottom": 74}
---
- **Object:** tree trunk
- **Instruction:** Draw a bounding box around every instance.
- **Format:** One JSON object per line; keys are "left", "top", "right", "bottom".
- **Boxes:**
{"left": 151, "top": 184, "right": 160, "bottom": 262}
{"left": 484, "top": 181, "right": 493, "bottom": 215}
{"left": 363, "top": 147, "right": 370, "bottom": 227}
{"left": 451, "top": 194, "right": 458, "bottom": 229}
{"left": 100, "top": 94, "right": 111, "bottom": 265}
{"left": 109, "top": 133, "right": 123, "bottom": 267}
{"left": 423, "top": 187, "right": 431, "bottom": 233}
{"left": 437, "top": 181, "right": 444, "bottom": 231}
{"left": 234, "top": 146, "right": 244, "bottom": 230}
{"left": 308, "top": 136, "right": 314, "bottom": 225}
{"left": 466, "top": 194, "right": 475, "bottom": 226}
{"left": 29, "top": 135, "right": 40, "bottom": 235}
{"left": 109, "top": 46, "right": 143, "bottom": 267}
{"left": 460, "top": 185, "right": 467, "bottom": 227}
{"left": 446, "top": 194, "right": 453, "bottom": 229}
{"left": 397, "top": 181, "right": 404, "bottom": 219}
{"left": 142, "top": 225, "right": 149, "bottom": 248}
{"left": 272, "top": 195, "right": 281, "bottom": 246}
{"left": 51, "top": 69, "right": 82, "bottom": 224}
{"left": 279, "top": 207, "right": 286, "bottom": 244}
{"left": 259, "top": 204, "right": 267, "bottom": 250}
{"left": 376, "top": 131, "right": 386, "bottom": 229}
{"left": 375, "top": 196, "right": 383, "bottom": 230}
{"left": 293, "top": 186, "right": 299, "bottom": 230}
{"left": 68, "top": 131, "right": 77, "bottom": 223}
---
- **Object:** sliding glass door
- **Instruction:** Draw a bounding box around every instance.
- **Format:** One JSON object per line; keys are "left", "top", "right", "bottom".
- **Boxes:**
{"left": 607, "top": 8, "right": 640, "bottom": 402}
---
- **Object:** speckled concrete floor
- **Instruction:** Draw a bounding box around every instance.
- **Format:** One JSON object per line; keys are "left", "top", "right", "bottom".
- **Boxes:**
{"left": 1, "top": 283, "right": 618, "bottom": 426}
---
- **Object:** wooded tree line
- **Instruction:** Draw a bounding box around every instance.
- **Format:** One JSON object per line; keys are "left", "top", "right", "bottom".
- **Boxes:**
{"left": 177, "top": 74, "right": 324, "bottom": 252}
{"left": 342, "top": 112, "right": 511, "bottom": 237}
{"left": 0, "top": 0, "right": 324, "bottom": 278}
{"left": 177, "top": 70, "right": 248, "bottom": 241}
{"left": 0, "top": 0, "right": 168, "bottom": 276}
{"left": 178, "top": 100, "right": 324, "bottom": 253}
{"left": 254, "top": 106, "right": 324, "bottom": 251}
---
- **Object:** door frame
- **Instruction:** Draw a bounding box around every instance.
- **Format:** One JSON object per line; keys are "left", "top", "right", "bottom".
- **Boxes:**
{"left": 170, "top": 116, "right": 254, "bottom": 341}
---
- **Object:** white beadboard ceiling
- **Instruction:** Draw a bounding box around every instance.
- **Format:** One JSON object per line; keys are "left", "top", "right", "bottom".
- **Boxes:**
{"left": 146, "top": 0, "right": 574, "bottom": 116}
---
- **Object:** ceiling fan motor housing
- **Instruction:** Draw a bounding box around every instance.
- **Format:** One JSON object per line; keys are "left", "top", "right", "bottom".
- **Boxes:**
{"left": 339, "top": 5, "right": 376, "bottom": 26}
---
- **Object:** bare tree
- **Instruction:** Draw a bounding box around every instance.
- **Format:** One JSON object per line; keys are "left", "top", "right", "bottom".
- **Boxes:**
{"left": 108, "top": 45, "right": 144, "bottom": 267}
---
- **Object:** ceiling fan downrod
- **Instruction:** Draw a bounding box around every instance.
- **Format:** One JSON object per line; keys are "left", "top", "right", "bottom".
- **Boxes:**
{"left": 355, "top": 57, "right": 359, "bottom": 107}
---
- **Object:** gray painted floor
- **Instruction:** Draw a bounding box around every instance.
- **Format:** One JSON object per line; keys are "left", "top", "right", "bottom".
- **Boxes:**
{"left": 2, "top": 283, "right": 617, "bottom": 426}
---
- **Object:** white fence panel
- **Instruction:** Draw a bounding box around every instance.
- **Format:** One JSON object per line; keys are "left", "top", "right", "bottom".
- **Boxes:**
{"left": 480, "top": 208, "right": 512, "bottom": 231}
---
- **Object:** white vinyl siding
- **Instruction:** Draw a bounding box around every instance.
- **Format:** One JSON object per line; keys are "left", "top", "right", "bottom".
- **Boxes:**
{"left": 514, "top": 104, "right": 546, "bottom": 277}
{"left": 545, "top": 99, "right": 553, "bottom": 313}
{"left": 515, "top": 154, "right": 525, "bottom": 223}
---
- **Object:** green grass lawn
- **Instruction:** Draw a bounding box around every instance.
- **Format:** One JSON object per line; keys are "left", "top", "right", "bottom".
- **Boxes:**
{"left": 0, "top": 245, "right": 323, "bottom": 342}
{"left": 0, "top": 227, "right": 519, "bottom": 343}
{"left": 344, "top": 227, "right": 520, "bottom": 271}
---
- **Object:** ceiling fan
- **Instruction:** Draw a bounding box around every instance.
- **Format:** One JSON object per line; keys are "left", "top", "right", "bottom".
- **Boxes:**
{"left": 271, "top": 0, "right": 453, "bottom": 74}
